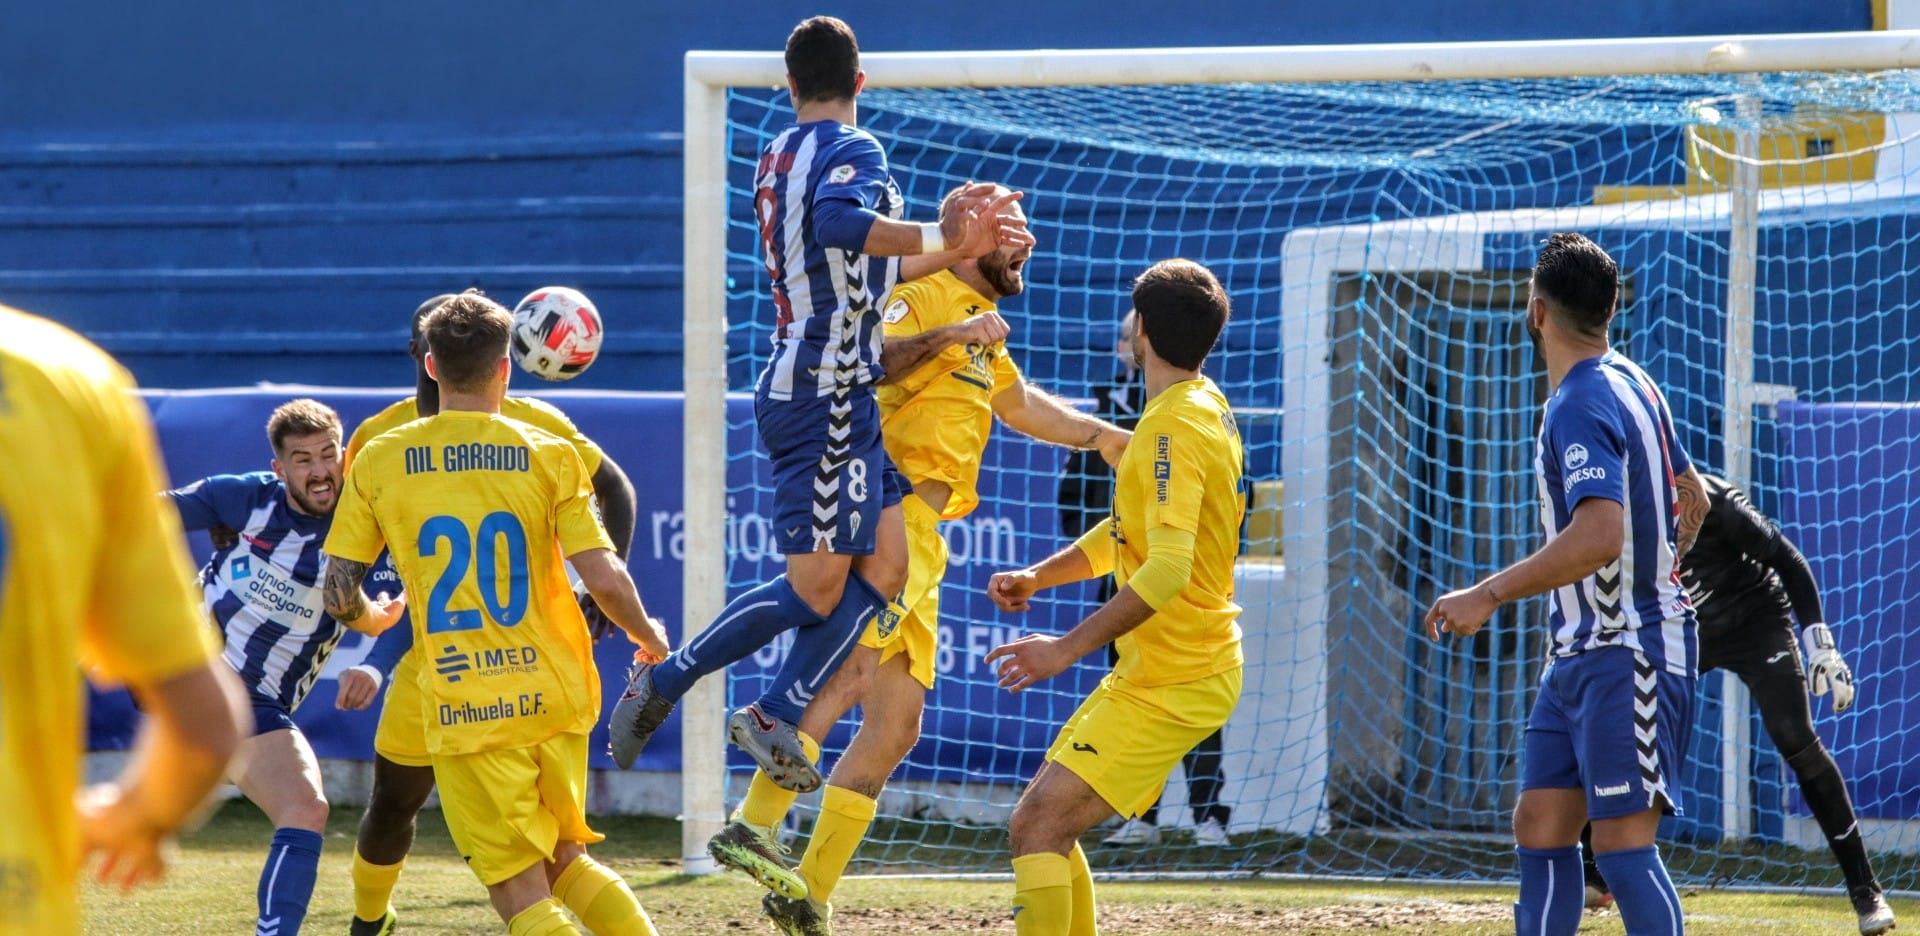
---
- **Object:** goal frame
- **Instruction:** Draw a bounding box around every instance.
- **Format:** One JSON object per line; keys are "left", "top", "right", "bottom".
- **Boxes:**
{"left": 680, "top": 29, "right": 1920, "bottom": 874}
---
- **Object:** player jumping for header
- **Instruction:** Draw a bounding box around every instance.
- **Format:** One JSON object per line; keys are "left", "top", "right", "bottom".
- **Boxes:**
{"left": 1425, "top": 233, "right": 1710, "bottom": 936}
{"left": 698, "top": 186, "right": 1131, "bottom": 933}
{"left": 606, "top": 15, "right": 1032, "bottom": 795}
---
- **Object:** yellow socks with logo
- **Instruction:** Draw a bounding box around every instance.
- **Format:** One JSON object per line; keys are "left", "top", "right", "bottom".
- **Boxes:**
{"left": 554, "top": 856, "right": 658, "bottom": 936}
{"left": 507, "top": 898, "right": 580, "bottom": 936}
{"left": 739, "top": 731, "right": 820, "bottom": 829}
{"left": 797, "top": 784, "right": 878, "bottom": 903}
{"left": 350, "top": 850, "right": 404, "bottom": 924}
{"left": 1011, "top": 852, "right": 1073, "bottom": 935}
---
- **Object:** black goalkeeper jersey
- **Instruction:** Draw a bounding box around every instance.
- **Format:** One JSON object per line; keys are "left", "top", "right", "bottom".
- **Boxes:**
{"left": 1680, "top": 474, "right": 1825, "bottom": 639}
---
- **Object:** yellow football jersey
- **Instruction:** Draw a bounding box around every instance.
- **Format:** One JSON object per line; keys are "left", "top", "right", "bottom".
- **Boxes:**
{"left": 325, "top": 411, "right": 613, "bottom": 756}
{"left": 1097, "top": 377, "right": 1245, "bottom": 687}
{"left": 876, "top": 269, "right": 1021, "bottom": 520}
{"left": 0, "top": 307, "right": 220, "bottom": 934}
{"left": 345, "top": 394, "right": 605, "bottom": 476}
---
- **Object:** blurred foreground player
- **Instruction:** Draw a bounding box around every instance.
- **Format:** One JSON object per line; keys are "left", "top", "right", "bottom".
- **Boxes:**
{"left": 605, "top": 14, "right": 1030, "bottom": 795}
{"left": 1580, "top": 474, "right": 1892, "bottom": 934}
{"left": 323, "top": 293, "right": 668, "bottom": 935}
{"left": 164, "top": 399, "right": 403, "bottom": 935}
{"left": 0, "top": 306, "right": 247, "bottom": 934}
{"left": 336, "top": 294, "right": 638, "bottom": 936}
{"left": 1425, "top": 233, "right": 1708, "bottom": 936}
{"left": 986, "top": 260, "right": 1245, "bottom": 936}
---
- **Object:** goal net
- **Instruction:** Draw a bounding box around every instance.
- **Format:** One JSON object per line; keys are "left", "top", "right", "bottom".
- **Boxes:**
{"left": 685, "top": 34, "right": 1920, "bottom": 888}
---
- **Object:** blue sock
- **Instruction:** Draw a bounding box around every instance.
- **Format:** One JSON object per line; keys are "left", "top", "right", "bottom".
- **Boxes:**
{"left": 653, "top": 575, "right": 822, "bottom": 702}
{"left": 1514, "top": 845, "right": 1583, "bottom": 936}
{"left": 257, "top": 827, "right": 322, "bottom": 936}
{"left": 1595, "top": 845, "right": 1685, "bottom": 936}
{"left": 756, "top": 573, "right": 885, "bottom": 724}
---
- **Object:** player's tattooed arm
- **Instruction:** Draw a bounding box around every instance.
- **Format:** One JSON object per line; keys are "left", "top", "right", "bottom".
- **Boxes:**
{"left": 876, "top": 311, "right": 1010, "bottom": 384}
{"left": 322, "top": 556, "right": 373, "bottom": 624}
{"left": 1674, "top": 467, "right": 1710, "bottom": 559}
{"left": 993, "top": 379, "right": 1132, "bottom": 465}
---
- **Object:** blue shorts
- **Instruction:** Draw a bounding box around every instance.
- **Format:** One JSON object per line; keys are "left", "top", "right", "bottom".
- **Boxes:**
{"left": 250, "top": 696, "right": 298, "bottom": 736}
{"left": 756, "top": 389, "right": 908, "bottom": 556}
{"left": 1523, "top": 645, "right": 1695, "bottom": 820}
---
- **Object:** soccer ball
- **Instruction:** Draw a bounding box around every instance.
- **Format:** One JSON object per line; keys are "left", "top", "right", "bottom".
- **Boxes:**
{"left": 510, "top": 287, "right": 603, "bottom": 381}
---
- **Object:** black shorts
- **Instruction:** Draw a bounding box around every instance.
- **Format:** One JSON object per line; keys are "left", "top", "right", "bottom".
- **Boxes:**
{"left": 1699, "top": 616, "right": 1804, "bottom": 687}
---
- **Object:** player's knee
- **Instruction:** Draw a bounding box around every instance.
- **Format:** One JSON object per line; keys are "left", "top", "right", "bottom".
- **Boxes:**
{"left": 1009, "top": 799, "right": 1068, "bottom": 854}
{"left": 284, "top": 795, "right": 330, "bottom": 833}
{"left": 1769, "top": 719, "right": 1821, "bottom": 763}
{"left": 859, "top": 551, "right": 908, "bottom": 600}
{"left": 788, "top": 569, "right": 849, "bottom": 618}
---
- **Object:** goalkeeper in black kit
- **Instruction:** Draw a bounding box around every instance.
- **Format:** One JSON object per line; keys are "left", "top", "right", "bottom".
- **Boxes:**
{"left": 1581, "top": 473, "right": 1893, "bottom": 936}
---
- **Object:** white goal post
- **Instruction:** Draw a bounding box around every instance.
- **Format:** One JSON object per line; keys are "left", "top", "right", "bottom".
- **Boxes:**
{"left": 680, "top": 30, "right": 1920, "bottom": 874}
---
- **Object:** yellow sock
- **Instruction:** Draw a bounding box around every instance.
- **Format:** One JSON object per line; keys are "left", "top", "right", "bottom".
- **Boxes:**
{"left": 1011, "top": 853, "right": 1073, "bottom": 936}
{"left": 553, "top": 856, "right": 658, "bottom": 936}
{"left": 507, "top": 898, "right": 581, "bottom": 936}
{"left": 350, "top": 850, "right": 405, "bottom": 923}
{"left": 796, "top": 784, "right": 877, "bottom": 903}
{"left": 1066, "top": 843, "right": 1098, "bottom": 936}
{"left": 739, "top": 731, "right": 817, "bottom": 829}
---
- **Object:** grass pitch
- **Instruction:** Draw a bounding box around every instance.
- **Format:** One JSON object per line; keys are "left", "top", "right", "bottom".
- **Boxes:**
{"left": 81, "top": 801, "right": 1904, "bottom": 934}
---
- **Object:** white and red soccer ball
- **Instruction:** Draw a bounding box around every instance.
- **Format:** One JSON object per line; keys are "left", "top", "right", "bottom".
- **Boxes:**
{"left": 509, "top": 286, "right": 603, "bottom": 381}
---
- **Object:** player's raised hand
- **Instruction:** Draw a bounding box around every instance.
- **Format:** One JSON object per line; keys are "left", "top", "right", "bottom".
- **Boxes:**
{"left": 335, "top": 665, "right": 382, "bottom": 710}
{"left": 78, "top": 783, "right": 171, "bottom": 892}
{"left": 958, "top": 310, "right": 1011, "bottom": 347}
{"left": 988, "top": 569, "right": 1041, "bottom": 612}
{"left": 942, "top": 184, "right": 1029, "bottom": 259}
{"left": 986, "top": 633, "right": 1072, "bottom": 693}
{"left": 1423, "top": 582, "right": 1497, "bottom": 640}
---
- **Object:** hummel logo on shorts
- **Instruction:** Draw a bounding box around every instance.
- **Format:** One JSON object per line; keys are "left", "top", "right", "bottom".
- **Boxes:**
{"left": 1593, "top": 782, "right": 1632, "bottom": 798}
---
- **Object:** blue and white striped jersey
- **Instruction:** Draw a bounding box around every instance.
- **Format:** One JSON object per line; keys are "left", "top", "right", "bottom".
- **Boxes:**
{"left": 1534, "top": 352, "right": 1699, "bottom": 676}
{"left": 167, "top": 472, "right": 344, "bottom": 711}
{"left": 752, "top": 119, "right": 905, "bottom": 401}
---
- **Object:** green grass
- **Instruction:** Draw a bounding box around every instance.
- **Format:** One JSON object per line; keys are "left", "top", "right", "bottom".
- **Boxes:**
{"left": 81, "top": 801, "right": 1906, "bottom": 934}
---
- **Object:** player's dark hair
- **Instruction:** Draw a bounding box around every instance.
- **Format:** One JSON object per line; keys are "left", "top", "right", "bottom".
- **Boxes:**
{"left": 1133, "top": 259, "right": 1230, "bottom": 371}
{"left": 786, "top": 16, "right": 860, "bottom": 104}
{"left": 266, "top": 398, "right": 341, "bottom": 454}
{"left": 410, "top": 294, "right": 457, "bottom": 344}
{"left": 423, "top": 289, "right": 511, "bottom": 393}
{"left": 1531, "top": 232, "right": 1619, "bottom": 337}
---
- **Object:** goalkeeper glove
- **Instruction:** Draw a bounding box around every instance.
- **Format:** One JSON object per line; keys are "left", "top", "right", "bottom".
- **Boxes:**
{"left": 1801, "top": 622, "right": 1856, "bottom": 713}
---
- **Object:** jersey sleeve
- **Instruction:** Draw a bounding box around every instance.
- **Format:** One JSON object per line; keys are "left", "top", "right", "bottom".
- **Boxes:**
{"left": 549, "top": 442, "right": 614, "bottom": 558}
{"left": 513, "top": 397, "right": 605, "bottom": 476}
{"left": 1141, "top": 415, "right": 1209, "bottom": 535}
{"left": 880, "top": 288, "right": 929, "bottom": 340}
{"left": 810, "top": 135, "right": 892, "bottom": 250}
{"left": 163, "top": 473, "right": 257, "bottom": 532}
{"left": 324, "top": 454, "right": 386, "bottom": 564}
{"left": 1544, "top": 392, "right": 1628, "bottom": 512}
{"left": 991, "top": 347, "right": 1021, "bottom": 395}
{"left": 80, "top": 368, "right": 222, "bottom": 686}
{"left": 1716, "top": 485, "right": 1827, "bottom": 627}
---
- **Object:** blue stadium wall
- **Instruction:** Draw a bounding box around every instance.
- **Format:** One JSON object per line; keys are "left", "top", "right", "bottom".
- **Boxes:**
{"left": 0, "top": 0, "right": 1868, "bottom": 394}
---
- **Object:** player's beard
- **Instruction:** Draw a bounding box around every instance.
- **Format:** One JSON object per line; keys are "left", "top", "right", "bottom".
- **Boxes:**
{"left": 288, "top": 473, "right": 340, "bottom": 516}
{"left": 980, "top": 250, "right": 1025, "bottom": 298}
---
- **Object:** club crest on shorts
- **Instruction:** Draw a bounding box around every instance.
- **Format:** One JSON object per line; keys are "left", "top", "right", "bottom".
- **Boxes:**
{"left": 874, "top": 605, "right": 902, "bottom": 640}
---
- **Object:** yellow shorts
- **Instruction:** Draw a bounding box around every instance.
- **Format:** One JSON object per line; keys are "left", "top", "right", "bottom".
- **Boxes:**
{"left": 374, "top": 650, "right": 432, "bottom": 767}
{"left": 1046, "top": 667, "right": 1242, "bottom": 819}
{"left": 859, "top": 494, "right": 945, "bottom": 690}
{"left": 431, "top": 731, "right": 603, "bottom": 886}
